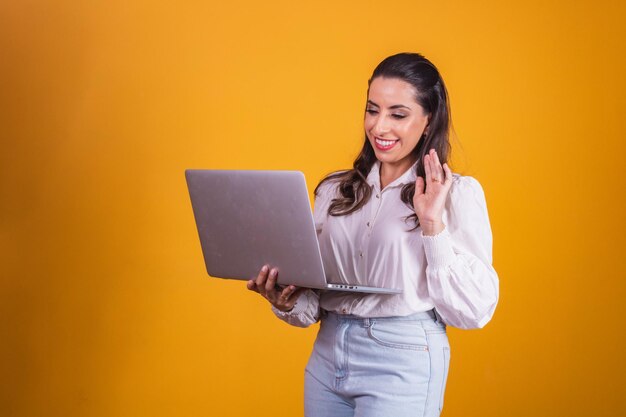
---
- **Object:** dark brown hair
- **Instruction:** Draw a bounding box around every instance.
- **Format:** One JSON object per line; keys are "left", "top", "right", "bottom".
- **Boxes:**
{"left": 314, "top": 52, "right": 452, "bottom": 227}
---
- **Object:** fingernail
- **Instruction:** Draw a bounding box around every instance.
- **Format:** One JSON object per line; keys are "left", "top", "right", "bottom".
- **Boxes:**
{"left": 270, "top": 268, "right": 277, "bottom": 276}
{"left": 262, "top": 265, "right": 268, "bottom": 272}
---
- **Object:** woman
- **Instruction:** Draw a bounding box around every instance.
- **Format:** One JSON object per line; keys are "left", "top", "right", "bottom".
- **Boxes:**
{"left": 247, "top": 52, "right": 499, "bottom": 417}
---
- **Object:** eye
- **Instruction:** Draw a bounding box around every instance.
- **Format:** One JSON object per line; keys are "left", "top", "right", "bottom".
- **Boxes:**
{"left": 392, "top": 114, "right": 407, "bottom": 119}
{"left": 366, "top": 108, "right": 379, "bottom": 115}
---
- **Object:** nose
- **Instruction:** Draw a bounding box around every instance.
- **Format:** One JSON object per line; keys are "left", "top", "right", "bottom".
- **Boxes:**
{"left": 372, "top": 113, "right": 391, "bottom": 136}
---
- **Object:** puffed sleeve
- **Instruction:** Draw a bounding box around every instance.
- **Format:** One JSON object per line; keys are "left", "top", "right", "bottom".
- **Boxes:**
{"left": 270, "top": 179, "right": 337, "bottom": 327}
{"left": 271, "top": 290, "right": 321, "bottom": 328}
{"left": 421, "top": 175, "right": 499, "bottom": 329}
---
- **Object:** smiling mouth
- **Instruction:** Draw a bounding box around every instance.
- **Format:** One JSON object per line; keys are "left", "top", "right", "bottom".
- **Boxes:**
{"left": 374, "top": 137, "right": 399, "bottom": 150}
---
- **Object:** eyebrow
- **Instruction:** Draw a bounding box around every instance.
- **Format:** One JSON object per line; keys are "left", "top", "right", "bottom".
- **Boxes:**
{"left": 366, "top": 100, "right": 411, "bottom": 111}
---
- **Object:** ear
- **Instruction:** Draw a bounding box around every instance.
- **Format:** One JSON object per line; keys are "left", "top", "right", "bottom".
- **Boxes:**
{"left": 424, "top": 114, "right": 432, "bottom": 135}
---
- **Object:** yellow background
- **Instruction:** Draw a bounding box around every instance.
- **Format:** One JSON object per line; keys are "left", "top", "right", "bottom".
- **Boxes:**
{"left": 1, "top": 0, "right": 625, "bottom": 416}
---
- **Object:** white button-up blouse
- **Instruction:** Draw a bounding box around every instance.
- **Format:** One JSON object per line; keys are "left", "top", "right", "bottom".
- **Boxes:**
{"left": 272, "top": 161, "right": 499, "bottom": 329}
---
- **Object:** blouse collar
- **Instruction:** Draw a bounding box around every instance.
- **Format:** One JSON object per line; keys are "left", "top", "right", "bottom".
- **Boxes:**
{"left": 366, "top": 160, "right": 418, "bottom": 192}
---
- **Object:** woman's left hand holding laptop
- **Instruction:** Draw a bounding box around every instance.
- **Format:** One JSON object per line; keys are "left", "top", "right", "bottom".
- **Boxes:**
{"left": 247, "top": 265, "right": 306, "bottom": 312}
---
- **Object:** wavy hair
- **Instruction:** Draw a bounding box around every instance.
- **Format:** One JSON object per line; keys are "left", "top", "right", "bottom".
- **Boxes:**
{"left": 314, "top": 52, "right": 452, "bottom": 227}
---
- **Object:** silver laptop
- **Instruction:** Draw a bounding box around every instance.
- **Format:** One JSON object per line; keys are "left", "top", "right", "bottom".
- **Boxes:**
{"left": 185, "top": 169, "right": 402, "bottom": 294}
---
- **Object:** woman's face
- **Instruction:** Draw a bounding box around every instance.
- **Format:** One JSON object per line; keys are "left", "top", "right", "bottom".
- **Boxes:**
{"left": 364, "top": 77, "right": 430, "bottom": 170}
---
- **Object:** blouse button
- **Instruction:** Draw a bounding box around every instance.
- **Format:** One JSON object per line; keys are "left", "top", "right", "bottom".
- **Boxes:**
{"left": 375, "top": 194, "right": 380, "bottom": 199}
{"left": 366, "top": 221, "right": 370, "bottom": 227}
{"left": 342, "top": 308, "right": 347, "bottom": 314}
{"left": 359, "top": 251, "right": 363, "bottom": 258}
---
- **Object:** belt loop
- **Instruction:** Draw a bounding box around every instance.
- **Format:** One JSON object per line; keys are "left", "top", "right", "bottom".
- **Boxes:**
{"left": 433, "top": 309, "right": 444, "bottom": 325}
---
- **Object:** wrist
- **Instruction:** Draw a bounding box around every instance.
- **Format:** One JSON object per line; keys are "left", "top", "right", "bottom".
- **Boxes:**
{"left": 420, "top": 219, "right": 445, "bottom": 236}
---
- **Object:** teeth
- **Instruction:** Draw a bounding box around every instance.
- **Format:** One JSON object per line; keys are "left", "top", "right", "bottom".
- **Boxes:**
{"left": 376, "top": 138, "right": 397, "bottom": 147}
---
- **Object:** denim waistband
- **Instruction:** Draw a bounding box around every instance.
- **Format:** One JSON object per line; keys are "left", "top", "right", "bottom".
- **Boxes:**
{"left": 323, "top": 309, "right": 437, "bottom": 324}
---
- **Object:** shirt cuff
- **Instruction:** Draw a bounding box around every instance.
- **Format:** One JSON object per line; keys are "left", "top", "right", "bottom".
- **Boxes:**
{"left": 421, "top": 226, "right": 456, "bottom": 269}
{"left": 271, "top": 292, "right": 308, "bottom": 317}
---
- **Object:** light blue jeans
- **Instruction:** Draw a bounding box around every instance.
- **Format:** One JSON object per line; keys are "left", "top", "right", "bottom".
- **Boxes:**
{"left": 304, "top": 310, "right": 450, "bottom": 417}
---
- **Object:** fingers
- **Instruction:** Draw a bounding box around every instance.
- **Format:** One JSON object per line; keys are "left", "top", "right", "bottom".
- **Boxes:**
{"left": 265, "top": 268, "right": 279, "bottom": 298}
{"left": 249, "top": 265, "right": 303, "bottom": 312}
{"left": 278, "top": 286, "right": 305, "bottom": 311}
{"left": 423, "top": 151, "right": 433, "bottom": 182}
{"left": 279, "top": 284, "right": 298, "bottom": 300}
{"left": 246, "top": 279, "right": 258, "bottom": 293}
{"left": 414, "top": 176, "right": 425, "bottom": 196}
{"left": 255, "top": 264, "right": 270, "bottom": 297}
{"left": 253, "top": 265, "right": 283, "bottom": 303}
{"left": 430, "top": 149, "right": 443, "bottom": 181}
{"left": 424, "top": 149, "right": 446, "bottom": 185}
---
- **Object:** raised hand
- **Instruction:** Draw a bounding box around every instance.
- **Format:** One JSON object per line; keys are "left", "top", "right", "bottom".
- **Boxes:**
{"left": 247, "top": 265, "right": 305, "bottom": 312}
{"left": 413, "top": 148, "right": 453, "bottom": 236}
